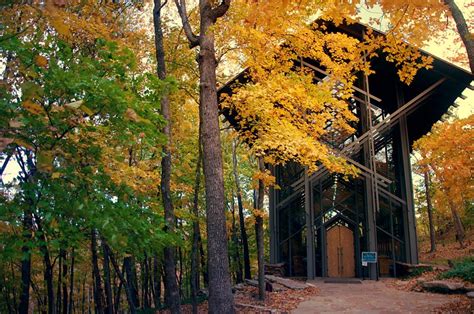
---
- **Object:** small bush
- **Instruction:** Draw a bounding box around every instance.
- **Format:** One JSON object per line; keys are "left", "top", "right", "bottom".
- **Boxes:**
{"left": 408, "top": 265, "right": 432, "bottom": 278}
{"left": 440, "top": 257, "right": 474, "bottom": 283}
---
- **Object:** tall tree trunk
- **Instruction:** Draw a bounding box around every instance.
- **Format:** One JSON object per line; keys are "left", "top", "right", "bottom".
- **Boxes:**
{"left": 255, "top": 157, "right": 266, "bottom": 301}
{"left": 198, "top": 7, "right": 234, "bottom": 313}
{"left": 178, "top": 242, "right": 184, "bottom": 297}
{"left": 123, "top": 256, "right": 139, "bottom": 309}
{"left": 174, "top": 0, "right": 234, "bottom": 312}
{"left": 153, "top": 1, "right": 181, "bottom": 312}
{"left": 191, "top": 141, "right": 202, "bottom": 314}
{"left": 19, "top": 212, "right": 33, "bottom": 314}
{"left": 101, "top": 241, "right": 114, "bottom": 314}
{"left": 56, "top": 252, "right": 61, "bottom": 314}
{"left": 91, "top": 229, "right": 105, "bottom": 314}
{"left": 146, "top": 255, "right": 152, "bottom": 309}
{"left": 232, "top": 140, "right": 251, "bottom": 280}
{"left": 68, "top": 249, "right": 75, "bottom": 314}
{"left": 153, "top": 254, "right": 161, "bottom": 309}
{"left": 448, "top": 200, "right": 465, "bottom": 248}
{"left": 231, "top": 189, "right": 243, "bottom": 283}
{"left": 199, "top": 236, "right": 208, "bottom": 288}
{"left": 142, "top": 254, "right": 151, "bottom": 309}
{"left": 35, "top": 215, "right": 56, "bottom": 314}
{"left": 88, "top": 286, "right": 92, "bottom": 314}
{"left": 423, "top": 171, "right": 436, "bottom": 253}
{"left": 106, "top": 245, "right": 137, "bottom": 314}
{"left": 61, "top": 249, "right": 68, "bottom": 314}
{"left": 113, "top": 263, "right": 124, "bottom": 314}
{"left": 444, "top": 0, "right": 474, "bottom": 72}
{"left": 81, "top": 277, "right": 86, "bottom": 314}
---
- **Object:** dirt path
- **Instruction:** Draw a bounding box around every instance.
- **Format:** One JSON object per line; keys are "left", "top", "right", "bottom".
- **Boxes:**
{"left": 293, "top": 279, "right": 463, "bottom": 313}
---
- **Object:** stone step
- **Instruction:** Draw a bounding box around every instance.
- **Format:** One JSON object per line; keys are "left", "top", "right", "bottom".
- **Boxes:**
{"left": 421, "top": 280, "right": 468, "bottom": 294}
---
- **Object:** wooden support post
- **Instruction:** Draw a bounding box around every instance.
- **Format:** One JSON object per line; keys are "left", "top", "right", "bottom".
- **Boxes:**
{"left": 269, "top": 165, "right": 278, "bottom": 264}
{"left": 396, "top": 84, "right": 419, "bottom": 265}
{"left": 305, "top": 169, "right": 315, "bottom": 279}
{"left": 361, "top": 70, "right": 378, "bottom": 280}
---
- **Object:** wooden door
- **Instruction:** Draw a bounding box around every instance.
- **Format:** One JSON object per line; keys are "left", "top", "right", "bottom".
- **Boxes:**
{"left": 326, "top": 225, "right": 355, "bottom": 277}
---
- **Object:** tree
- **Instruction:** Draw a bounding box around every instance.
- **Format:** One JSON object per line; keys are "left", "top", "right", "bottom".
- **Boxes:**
{"left": 423, "top": 171, "right": 436, "bottom": 253}
{"left": 413, "top": 155, "right": 437, "bottom": 252}
{"left": 153, "top": 1, "right": 181, "bottom": 312}
{"left": 362, "top": 1, "right": 472, "bottom": 72}
{"left": 1, "top": 1, "right": 469, "bottom": 312}
{"left": 414, "top": 115, "right": 474, "bottom": 248}
{"left": 173, "top": 1, "right": 235, "bottom": 312}
{"left": 221, "top": 0, "right": 433, "bottom": 178}
{"left": 232, "top": 140, "right": 251, "bottom": 280}
{"left": 443, "top": 0, "right": 473, "bottom": 72}
{"left": 0, "top": 3, "right": 172, "bottom": 313}
{"left": 254, "top": 157, "right": 266, "bottom": 301}
{"left": 190, "top": 134, "right": 202, "bottom": 314}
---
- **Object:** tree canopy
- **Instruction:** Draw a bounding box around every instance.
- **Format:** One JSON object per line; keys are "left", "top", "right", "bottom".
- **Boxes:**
{"left": 0, "top": 0, "right": 472, "bottom": 313}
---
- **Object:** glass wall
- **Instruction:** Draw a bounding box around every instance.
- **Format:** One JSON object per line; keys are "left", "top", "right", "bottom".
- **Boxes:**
{"left": 275, "top": 162, "right": 304, "bottom": 202}
{"left": 376, "top": 195, "right": 406, "bottom": 276}
{"left": 278, "top": 194, "right": 307, "bottom": 276}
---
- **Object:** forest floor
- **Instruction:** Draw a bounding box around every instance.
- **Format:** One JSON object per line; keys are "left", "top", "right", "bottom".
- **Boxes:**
{"left": 418, "top": 229, "right": 474, "bottom": 266}
{"left": 158, "top": 284, "right": 319, "bottom": 313}
{"left": 383, "top": 270, "right": 472, "bottom": 313}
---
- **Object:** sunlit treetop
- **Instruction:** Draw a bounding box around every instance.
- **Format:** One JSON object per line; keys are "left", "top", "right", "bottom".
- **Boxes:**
{"left": 414, "top": 114, "right": 474, "bottom": 208}
{"left": 218, "top": 0, "right": 442, "bottom": 175}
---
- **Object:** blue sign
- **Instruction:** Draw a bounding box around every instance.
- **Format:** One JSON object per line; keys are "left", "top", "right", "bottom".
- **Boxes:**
{"left": 361, "top": 252, "right": 377, "bottom": 263}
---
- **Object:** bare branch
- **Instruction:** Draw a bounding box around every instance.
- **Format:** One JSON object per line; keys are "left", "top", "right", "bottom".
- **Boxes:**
{"left": 210, "top": 0, "right": 231, "bottom": 21}
{"left": 444, "top": 0, "right": 474, "bottom": 73}
{"left": 173, "top": 0, "right": 199, "bottom": 48}
{"left": 0, "top": 152, "right": 12, "bottom": 179}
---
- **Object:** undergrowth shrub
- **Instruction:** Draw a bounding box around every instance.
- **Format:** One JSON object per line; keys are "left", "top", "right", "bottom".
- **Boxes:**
{"left": 440, "top": 257, "right": 474, "bottom": 283}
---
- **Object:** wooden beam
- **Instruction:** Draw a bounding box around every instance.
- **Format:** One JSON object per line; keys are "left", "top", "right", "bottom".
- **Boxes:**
{"left": 301, "top": 60, "right": 383, "bottom": 102}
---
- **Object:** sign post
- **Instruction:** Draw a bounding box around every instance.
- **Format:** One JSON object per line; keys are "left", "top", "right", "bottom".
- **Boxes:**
{"left": 361, "top": 252, "right": 377, "bottom": 265}
{"left": 361, "top": 252, "right": 377, "bottom": 279}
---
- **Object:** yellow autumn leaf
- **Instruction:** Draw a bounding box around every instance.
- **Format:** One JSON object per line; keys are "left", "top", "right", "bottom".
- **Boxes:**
{"left": 50, "top": 17, "right": 71, "bottom": 37}
{"left": 22, "top": 100, "right": 43, "bottom": 115}
{"left": 35, "top": 55, "right": 48, "bottom": 68}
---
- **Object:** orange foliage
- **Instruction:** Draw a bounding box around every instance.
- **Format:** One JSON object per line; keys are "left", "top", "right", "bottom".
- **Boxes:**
{"left": 414, "top": 115, "right": 474, "bottom": 220}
